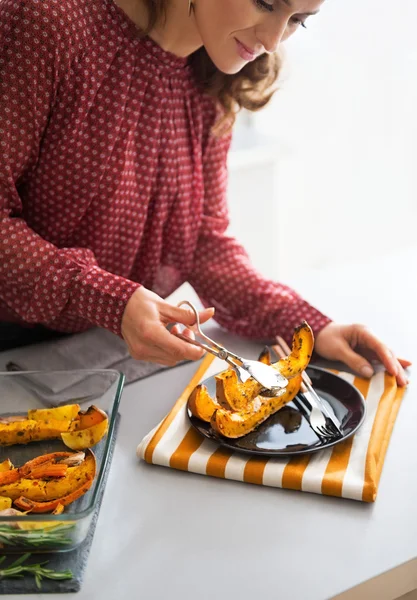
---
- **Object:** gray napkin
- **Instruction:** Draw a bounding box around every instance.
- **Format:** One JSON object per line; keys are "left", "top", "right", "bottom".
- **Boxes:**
{"left": 3, "top": 327, "right": 187, "bottom": 403}
{"left": 0, "top": 285, "right": 206, "bottom": 402}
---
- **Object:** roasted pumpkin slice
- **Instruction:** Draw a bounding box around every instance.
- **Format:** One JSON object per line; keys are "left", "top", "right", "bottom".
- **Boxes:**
{"left": 189, "top": 347, "right": 274, "bottom": 420}
{"left": 72, "top": 405, "right": 107, "bottom": 430}
{"left": 0, "top": 404, "right": 108, "bottom": 449}
{"left": 14, "top": 476, "right": 93, "bottom": 513}
{"left": 188, "top": 384, "right": 221, "bottom": 423}
{"left": 0, "top": 458, "right": 14, "bottom": 473}
{"left": 215, "top": 369, "right": 259, "bottom": 411}
{"left": 0, "top": 497, "right": 12, "bottom": 510}
{"left": 0, "top": 419, "right": 73, "bottom": 446}
{"left": 190, "top": 360, "right": 287, "bottom": 423}
{"left": 258, "top": 346, "right": 272, "bottom": 365}
{"left": 215, "top": 321, "right": 313, "bottom": 410}
{"left": 62, "top": 419, "right": 109, "bottom": 450}
{"left": 28, "top": 404, "right": 81, "bottom": 422}
{"left": 273, "top": 321, "right": 314, "bottom": 379}
{"left": 211, "top": 375, "right": 302, "bottom": 439}
{"left": 0, "top": 450, "right": 96, "bottom": 502}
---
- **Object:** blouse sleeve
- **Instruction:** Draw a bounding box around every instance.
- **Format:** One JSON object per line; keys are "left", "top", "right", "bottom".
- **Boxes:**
{"left": 0, "top": 0, "right": 139, "bottom": 336}
{"left": 188, "top": 111, "right": 332, "bottom": 344}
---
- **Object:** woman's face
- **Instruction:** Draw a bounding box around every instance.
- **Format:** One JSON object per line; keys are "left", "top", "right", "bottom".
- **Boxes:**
{"left": 194, "top": 0, "right": 324, "bottom": 74}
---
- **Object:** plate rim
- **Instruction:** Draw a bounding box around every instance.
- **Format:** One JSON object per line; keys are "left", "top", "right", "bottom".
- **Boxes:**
{"left": 187, "top": 365, "right": 367, "bottom": 457}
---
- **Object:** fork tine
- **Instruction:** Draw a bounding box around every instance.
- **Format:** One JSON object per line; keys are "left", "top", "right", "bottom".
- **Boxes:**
{"left": 323, "top": 425, "right": 341, "bottom": 439}
{"left": 317, "top": 426, "right": 335, "bottom": 439}
{"left": 324, "top": 420, "right": 342, "bottom": 438}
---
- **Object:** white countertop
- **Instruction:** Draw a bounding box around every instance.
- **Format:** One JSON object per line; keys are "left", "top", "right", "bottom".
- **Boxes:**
{"left": 0, "top": 245, "right": 415, "bottom": 600}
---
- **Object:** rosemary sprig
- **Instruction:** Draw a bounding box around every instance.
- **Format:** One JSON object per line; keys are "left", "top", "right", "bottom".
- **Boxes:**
{"left": 0, "top": 553, "right": 72, "bottom": 589}
{"left": 0, "top": 523, "right": 75, "bottom": 549}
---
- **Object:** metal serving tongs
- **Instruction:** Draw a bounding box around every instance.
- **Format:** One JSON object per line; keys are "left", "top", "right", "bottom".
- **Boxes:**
{"left": 173, "top": 301, "right": 288, "bottom": 394}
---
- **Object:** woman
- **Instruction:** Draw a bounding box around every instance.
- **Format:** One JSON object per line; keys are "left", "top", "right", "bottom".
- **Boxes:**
{"left": 0, "top": 0, "right": 409, "bottom": 384}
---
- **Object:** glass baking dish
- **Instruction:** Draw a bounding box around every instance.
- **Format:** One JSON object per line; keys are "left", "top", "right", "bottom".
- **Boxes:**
{"left": 0, "top": 369, "right": 124, "bottom": 553}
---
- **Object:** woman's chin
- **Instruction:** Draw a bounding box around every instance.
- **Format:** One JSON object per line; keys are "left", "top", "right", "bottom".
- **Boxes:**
{"left": 213, "top": 59, "right": 247, "bottom": 75}
{"left": 205, "top": 51, "right": 246, "bottom": 75}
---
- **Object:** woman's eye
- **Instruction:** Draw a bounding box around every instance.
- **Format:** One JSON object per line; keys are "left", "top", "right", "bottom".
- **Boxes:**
{"left": 290, "top": 17, "right": 307, "bottom": 28}
{"left": 254, "top": 0, "right": 274, "bottom": 13}
{"left": 254, "top": 1, "right": 308, "bottom": 29}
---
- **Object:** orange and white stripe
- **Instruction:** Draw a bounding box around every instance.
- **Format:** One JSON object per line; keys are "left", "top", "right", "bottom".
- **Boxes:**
{"left": 137, "top": 355, "right": 406, "bottom": 502}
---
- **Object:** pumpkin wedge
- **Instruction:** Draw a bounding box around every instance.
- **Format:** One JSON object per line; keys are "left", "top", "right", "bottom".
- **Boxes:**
{"left": 189, "top": 347, "right": 276, "bottom": 421}
{"left": 61, "top": 419, "right": 109, "bottom": 451}
{"left": 14, "top": 475, "right": 94, "bottom": 513}
{"left": 0, "top": 459, "right": 14, "bottom": 473}
{"left": 211, "top": 375, "right": 302, "bottom": 439}
{"left": 0, "top": 404, "right": 109, "bottom": 449}
{"left": 73, "top": 405, "right": 107, "bottom": 430}
{"left": 188, "top": 384, "right": 221, "bottom": 423}
{"left": 28, "top": 404, "right": 81, "bottom": 422}
{"left": 215, "top": 321, "right": 313, "bottom": 411}
{"left": 0, "top": 497, "right": 12, "bottom": 510}
{"left": 0, "top": 450, "right": 96, "bottom": 502}
{"left": 0, "top": 418, "right": 72, "bottom": 446}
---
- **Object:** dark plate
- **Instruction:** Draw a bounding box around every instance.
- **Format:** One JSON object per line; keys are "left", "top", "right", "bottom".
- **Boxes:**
{"left": 187, "top": 365, "right": 366, "bottom": 457}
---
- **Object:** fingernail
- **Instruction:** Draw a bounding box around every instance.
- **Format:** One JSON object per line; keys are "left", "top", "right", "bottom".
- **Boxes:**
{"left": 361, "top": 366, "right": 374, "bottom": 378}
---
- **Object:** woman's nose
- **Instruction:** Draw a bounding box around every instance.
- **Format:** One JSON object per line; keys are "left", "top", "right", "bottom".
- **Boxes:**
{"left": 256, "top": 16, "right": 288, "bottom": 53}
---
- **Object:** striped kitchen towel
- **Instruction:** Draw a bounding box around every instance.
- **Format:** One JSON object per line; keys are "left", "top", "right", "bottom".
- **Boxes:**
{"left": 137, "top": 354, "right": 406, "bottom": 502}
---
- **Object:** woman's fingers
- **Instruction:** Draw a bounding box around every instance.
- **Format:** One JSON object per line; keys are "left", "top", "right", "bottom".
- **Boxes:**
{"left": 161, "top": 304, "right": 215, "bottom": 328}
{"left": 357, "top": 327, "right": 398, "bottom": 376}
{"left": 170, "top": 324, "right": 195, "bottom": 340}
{"left": 151, "top": 325, "right": 205, "bottom": 361}
{"left": 338, "top": 344, "right": 375, "bottom": 379}
{"left": 398, "top": 357, "right": 412, "bottom": 368}
{"left": 354, "top": 329, "right": 409, "bottom": 386}
{"left": 359, "top": 329, "right": 410, "bottom": 385}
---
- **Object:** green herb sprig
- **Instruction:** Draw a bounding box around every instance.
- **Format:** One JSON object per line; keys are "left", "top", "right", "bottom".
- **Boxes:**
{"left": 0, "top": 553, "right": 72, "bottom": 589}
{"left": 0, "top": 523, "right": 75, "bottom": 549}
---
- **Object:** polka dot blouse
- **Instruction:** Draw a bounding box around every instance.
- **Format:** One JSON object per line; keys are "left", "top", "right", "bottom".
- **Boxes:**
{"left": 0, "top": 0, "right": 331, "bottom": 343}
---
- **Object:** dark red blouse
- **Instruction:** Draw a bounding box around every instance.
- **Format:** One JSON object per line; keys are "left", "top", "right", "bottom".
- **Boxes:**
{"left": 0, "top": 0, "right": 330, "bottom": 343}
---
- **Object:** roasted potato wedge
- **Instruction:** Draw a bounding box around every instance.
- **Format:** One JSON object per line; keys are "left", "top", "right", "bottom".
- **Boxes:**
{"left": 211, "top": 375, "right": 302, "bottom": 439}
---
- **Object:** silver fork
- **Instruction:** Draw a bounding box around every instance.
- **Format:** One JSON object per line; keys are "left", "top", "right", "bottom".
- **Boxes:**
{"left": 292, "top": 397, "right": 335, "bottom": 440}
{"left": 273, "top": 339, "right": 341, "bottom": 440}
{"left": 295, "top": 394, "right": 338, "bottom": 440}
{"left": 297, "top": 378, "right": 343, "bottom": 438}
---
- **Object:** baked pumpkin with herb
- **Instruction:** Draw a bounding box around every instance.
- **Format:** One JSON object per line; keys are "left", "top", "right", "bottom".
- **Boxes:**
{"left": 215, "top": 321, "right": 313, "bottom": 411}
{"left": 189, "top": 321, "right": 313, "bottom": 439}
{"left": 0, "top": 405, "right": 108, "bottom": 449}
{"left": 0, "top": 450, "right": 95, "bottom": 504}
{"left": 211, "top": 375, "right": 302, "bottom": 439}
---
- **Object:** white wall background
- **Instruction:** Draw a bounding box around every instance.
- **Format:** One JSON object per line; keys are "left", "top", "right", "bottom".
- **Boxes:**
{"left": 227, "top": 0, "right": 417, "bottom": 281}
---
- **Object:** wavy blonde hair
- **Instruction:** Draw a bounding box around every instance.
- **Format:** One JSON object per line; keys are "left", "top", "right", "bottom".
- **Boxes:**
{"left": 142, "top": 0, "right": 281, "bottom": 126}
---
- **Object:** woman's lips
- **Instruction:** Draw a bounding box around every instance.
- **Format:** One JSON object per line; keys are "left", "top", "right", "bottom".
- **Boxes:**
{"left": 235, "top": 39, "right": 257, "bottom": 61}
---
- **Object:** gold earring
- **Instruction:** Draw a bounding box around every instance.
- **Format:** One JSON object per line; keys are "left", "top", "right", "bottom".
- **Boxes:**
{"left": 188, "top": 0, "right": 193, "bottom": 16}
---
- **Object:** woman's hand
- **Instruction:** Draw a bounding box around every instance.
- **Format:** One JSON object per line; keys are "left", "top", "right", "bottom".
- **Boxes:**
{"left": 121, "top": 287, "right": 214, "bottom": 366}
{"left": 315, "top": 323, "right": 411, "bottom": 387}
